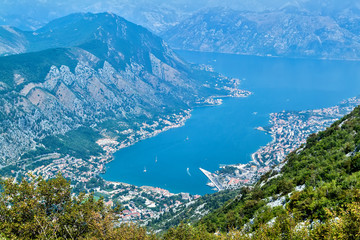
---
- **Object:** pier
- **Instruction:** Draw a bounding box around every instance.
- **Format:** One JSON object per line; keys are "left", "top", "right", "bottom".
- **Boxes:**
{"left": 199, "top": 168, "right": 224, "bottom": 191}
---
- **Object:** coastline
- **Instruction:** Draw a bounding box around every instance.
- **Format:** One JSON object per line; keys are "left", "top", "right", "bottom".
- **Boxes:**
{"left": 99, "top": 109, "right": 193, "bottom": 170}
{"left": 27, "top": 95, "right": 359, "bottom": 223}
{"left": 98, "top": 89, "right": 252, "bottom": 183}
{"left": 96, "top": 95, "right": 253, "bottom": 195}
{"left": 25, "top": 88, "right": 251, "bottom": 222}
{"left": 26, "top": 80, "right": 251, "bottom": 188}
{"left": 210, "top": 96, "right": 360, "bottom": 191}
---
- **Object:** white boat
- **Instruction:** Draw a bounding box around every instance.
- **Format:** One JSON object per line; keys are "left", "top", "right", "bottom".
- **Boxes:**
{"left": 143, "top": 167, "right": 147, "bottom": 173}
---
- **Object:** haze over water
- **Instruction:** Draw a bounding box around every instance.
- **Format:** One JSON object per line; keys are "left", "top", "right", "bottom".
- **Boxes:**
{"left": 102, "top": 51, "right": 360, "bottom": 195}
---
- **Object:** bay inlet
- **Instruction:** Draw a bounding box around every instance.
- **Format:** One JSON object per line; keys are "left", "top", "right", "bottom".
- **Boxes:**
{"left": 102, "top": 51, "right": 360, "bottom": 195}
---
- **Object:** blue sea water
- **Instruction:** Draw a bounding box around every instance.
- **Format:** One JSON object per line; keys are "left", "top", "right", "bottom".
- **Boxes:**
{"left": 102, "top": 51, "right": 360, "bottom": 195}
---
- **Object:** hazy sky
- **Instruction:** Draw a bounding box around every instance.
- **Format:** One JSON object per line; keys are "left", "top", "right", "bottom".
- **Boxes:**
{"left": 0, "top": 0, "right": 359, "bottom": 32}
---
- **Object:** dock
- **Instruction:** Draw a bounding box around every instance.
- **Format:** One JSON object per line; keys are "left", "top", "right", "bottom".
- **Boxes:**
{"left": 199, "top": 168, "right": 224, "bottom": 191}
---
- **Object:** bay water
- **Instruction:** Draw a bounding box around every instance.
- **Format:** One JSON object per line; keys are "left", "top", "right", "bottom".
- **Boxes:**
{"left": 102, "top": 51, "right": 360, "bottom": 195}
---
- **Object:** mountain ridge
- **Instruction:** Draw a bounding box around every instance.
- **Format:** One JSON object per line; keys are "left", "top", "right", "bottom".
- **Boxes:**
{"left": 0, "top": 12, "right": 247, "bottom": 179}
{"left": 162, "top": 7, "right": 360, "bottom": 60}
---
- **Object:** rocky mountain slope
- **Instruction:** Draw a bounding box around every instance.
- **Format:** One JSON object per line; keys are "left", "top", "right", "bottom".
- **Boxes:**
{"left": 0, "top": 12, "right": 245, "bottom": 177}
{"left": 162, "top": 7, "right": 360, "bottom": 60}
{"left": 0, "top": 26, "right": 28, "bottom": 56}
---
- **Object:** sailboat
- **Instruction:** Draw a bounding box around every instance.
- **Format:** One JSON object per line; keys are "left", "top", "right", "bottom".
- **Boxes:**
{"left": 155, "top": 156, "right": 158, "bottom": 163}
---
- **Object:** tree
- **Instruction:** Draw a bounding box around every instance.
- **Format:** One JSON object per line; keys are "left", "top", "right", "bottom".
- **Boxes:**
{"left": 0, "top": 173, "right": 153, "bottom": 239}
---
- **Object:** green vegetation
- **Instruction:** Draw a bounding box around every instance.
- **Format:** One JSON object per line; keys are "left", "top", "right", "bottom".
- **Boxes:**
{"left": 197, "top": 106, "right": 360, "bottom": 234}
{"left": 0, "top": 173, "right": 155, "bottom": 240}
{"left": 0, "top": 48, "right": 77, "bottom": 88}
{"left": 158, "top": 106, "right": 360, "bottom": 239}
{"left": 1, "top": 102, "right": 360, "bottom": 239}
{"left": 148, "top": 189, "right": 240, "bottom": 231}
{"left": 217, "top": 166, "right": 238, "bottom": 175}
{"left": 145, "top": 105, "right": 360, "bottom": 238}
{"left": 40, "top": 127, "right": 104, "bottom": 160}
{"left": 0, "top": 170, "right": 358, "bottom": 240}
{"left": 164, "top": 202, "right": 360, "bottom": 239}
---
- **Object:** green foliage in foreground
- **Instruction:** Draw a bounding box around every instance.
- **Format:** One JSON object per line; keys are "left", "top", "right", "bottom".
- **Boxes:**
{"left": 0, "top": 170, "right": 359, "bottom": 239}
{"left": 0, "top": 173, "right": 155, "bottom": 240}
{"left": 165, "top": 203, "right": 360, "bottom": 239}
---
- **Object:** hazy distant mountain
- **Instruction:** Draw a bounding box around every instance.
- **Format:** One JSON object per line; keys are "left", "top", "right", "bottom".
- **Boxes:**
{"left": 0, "top": 26, "right": 28, "bottom": 56}
{"left": 0, "top": 12, "right": 240, "bottom": 170}
{"left": 162, "top": 7, "right": 360, "bottom": 60}
{"left": 2, "top": 0, "right": 360, "bottom": 34}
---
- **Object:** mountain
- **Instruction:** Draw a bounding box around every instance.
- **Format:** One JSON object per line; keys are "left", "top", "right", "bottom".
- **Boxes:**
{"left": 0, "top": 26, "right": 28, "bottom": 56}
{"left": 2, "top": 0, "right": 360, "bottom": 37}
{"left": 0, "top": 12, "right": 189, "bottom": 56}
{"left": 162, "top": 7, "right": 360, "bottom": 60}
{"left": 0, "top": 12, "right": 244, "bottom": 178}
{"left": 4, "top": 0, "right": 358, "bottom": 34}
{"left": 0, "top": 0, "right": 303, "bottom": 33}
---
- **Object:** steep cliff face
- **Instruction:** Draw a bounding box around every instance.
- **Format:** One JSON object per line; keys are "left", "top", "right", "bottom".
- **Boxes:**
{"left": 0, "top": 13, "right": 243, "bottom": 170}
{"left": 162, "top": 7, "right": 360, "bottom": 60}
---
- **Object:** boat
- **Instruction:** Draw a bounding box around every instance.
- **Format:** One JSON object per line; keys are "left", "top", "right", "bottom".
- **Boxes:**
{"left": 143, "top": 167, "right": 147, "bottom": 173}
{"left": 187, "top": 167, "right": 191, "bottom": 176}
{"left": 155, "top": 156, "right": 157, "bottom": 163}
